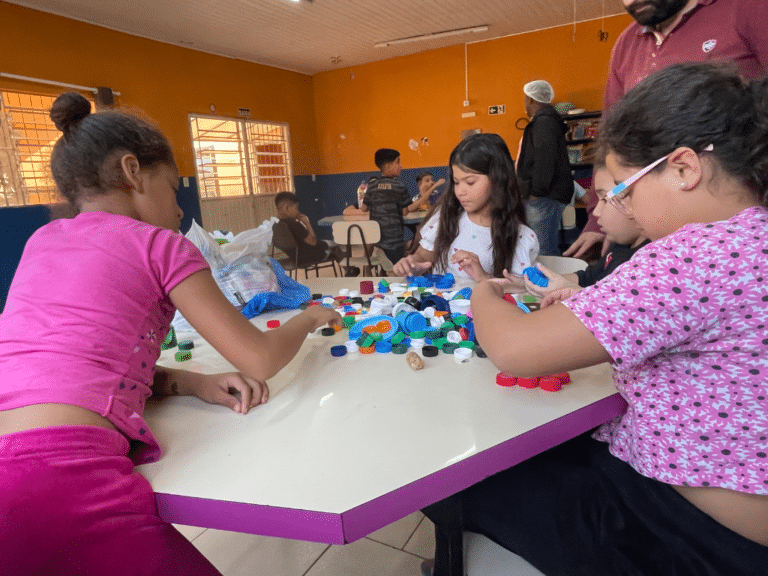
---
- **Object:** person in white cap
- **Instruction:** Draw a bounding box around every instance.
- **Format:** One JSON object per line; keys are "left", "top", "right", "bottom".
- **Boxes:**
{"left": 516, "top": 80, "right": 574, "bottom": 256}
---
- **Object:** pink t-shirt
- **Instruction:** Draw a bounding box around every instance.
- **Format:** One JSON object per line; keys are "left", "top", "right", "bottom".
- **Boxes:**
{"left": 0, "top": 212, "right": 209, "bottom": 464}
{"left": 565, "top": 206, "right": 768, "bottom": 495}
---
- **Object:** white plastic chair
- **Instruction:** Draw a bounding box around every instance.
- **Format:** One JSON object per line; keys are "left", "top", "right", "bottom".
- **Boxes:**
{"left": 464, "top": 532, "right": 546, "bottom": 576}
{"left": 535, "top": 254, "right": 588, "bottom": 275}
{"left": 331, "top": 220, "right": 392, "bottom": 276}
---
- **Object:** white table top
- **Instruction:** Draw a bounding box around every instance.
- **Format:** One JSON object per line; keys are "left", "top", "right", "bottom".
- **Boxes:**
{"left": 137, "top": 277, "right": 625, "bottom": 544}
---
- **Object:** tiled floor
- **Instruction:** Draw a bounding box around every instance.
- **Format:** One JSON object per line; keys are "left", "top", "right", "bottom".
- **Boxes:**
{"left": 174, "top": 512, "right": 435, "bottom": 576}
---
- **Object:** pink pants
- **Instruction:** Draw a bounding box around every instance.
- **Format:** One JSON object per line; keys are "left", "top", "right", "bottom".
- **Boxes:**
{"left": 0, "top": 425, "right": 222, "bottom": 576}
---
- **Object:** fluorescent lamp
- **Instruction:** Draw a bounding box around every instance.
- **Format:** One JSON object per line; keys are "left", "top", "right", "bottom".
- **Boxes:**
{"left": 374, "top": 26, "right": 489, "bottom": 48}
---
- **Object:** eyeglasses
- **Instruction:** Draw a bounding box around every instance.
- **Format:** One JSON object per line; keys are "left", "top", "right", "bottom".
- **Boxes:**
{"left": 605, "top": 144, "right": 713, "bottom": 215}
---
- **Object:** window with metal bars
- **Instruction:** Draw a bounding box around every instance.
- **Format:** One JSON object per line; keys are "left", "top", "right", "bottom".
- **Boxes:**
{"left": 0, "top": 91, "right": 93, "bottom": 207}
{"left": 189, "top": 114, "right": 294, "bottom": 199}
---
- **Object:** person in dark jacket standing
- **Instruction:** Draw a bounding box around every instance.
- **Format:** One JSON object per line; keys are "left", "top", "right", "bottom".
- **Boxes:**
{"left": 516, "top": 80, "right": 574, "bottom": 255}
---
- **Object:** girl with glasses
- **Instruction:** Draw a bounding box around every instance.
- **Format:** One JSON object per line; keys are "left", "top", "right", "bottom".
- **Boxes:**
{"left": 423, "top": 62, "right": 768, "bottom": 576}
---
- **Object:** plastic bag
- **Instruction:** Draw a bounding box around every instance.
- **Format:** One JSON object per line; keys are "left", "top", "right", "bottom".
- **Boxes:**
{"left": 241, "top": 259, "right": 311, "bottom": 318}
{"left": 172, "top": 219, "right": 279, "bottom": 331}
{"left": 185, "top": 218, "right": 278, "bottom": 304}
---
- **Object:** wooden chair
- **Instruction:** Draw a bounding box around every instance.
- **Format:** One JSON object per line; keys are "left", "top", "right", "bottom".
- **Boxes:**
{"left": 270, "top": 219, "right": 338, "bottom": 279}
{"left": 331, "top": 220, "right": 391, "bottom": 276}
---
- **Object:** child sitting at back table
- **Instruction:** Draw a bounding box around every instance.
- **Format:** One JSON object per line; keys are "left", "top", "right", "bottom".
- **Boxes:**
{"left": 0, "top": 92, "right": 340, "bottom": 575}
{"left": 424, "top": 63, "right": 768, "bottom": 576}
{"left": 359, "top": 148, "right": 424, "bottom": 265}
{"left": 274, "top": 191, "right": 348, "bottom": 271}
{"left": 409, "top": 170, "right": 446, "bottom": 212}
{"left": 521, "top": 161, "right": 650, "bottom": 303}
{"left": 393, "top": 133, "right": 538, "bottom": 284}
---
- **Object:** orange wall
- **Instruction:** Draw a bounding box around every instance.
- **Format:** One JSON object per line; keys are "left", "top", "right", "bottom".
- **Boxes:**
{"left": 0, "top": 2, "right": 319, "bottom": 176}
{"left": 313, "top": 14, "right": 633, "bottom": 174}
{"left": 2, "top": 1, "right": 633, "bottom": 178}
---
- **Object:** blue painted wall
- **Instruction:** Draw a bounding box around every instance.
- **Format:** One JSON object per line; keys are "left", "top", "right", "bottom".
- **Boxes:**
{"left": 0, "top": 178, "right": 202, "bottom": 312}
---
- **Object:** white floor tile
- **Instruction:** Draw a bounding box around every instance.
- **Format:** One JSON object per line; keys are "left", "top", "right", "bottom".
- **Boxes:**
{"left": 403, "top": 516, "right": 436, "bottom": 559}
{"left": 366, "top": 511, "right": 424, "bottom": 549}
{"left": 191, "top": 528, "right": 328, "bottom": 576}
{"left": 173, "top": 523, "right": 206, "bottom": 542}
{"left": 305, "top": 537, "right": 423, "bottom": 576}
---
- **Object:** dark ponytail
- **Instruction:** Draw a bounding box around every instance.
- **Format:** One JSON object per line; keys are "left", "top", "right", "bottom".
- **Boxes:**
{"left": 599, "top": 63, "right": 768, "bottom": 206}
{"left": 49, "top": 92, "right": 175, "bottom": 206}
{"left": 747, "top": 76, "right": 768, "bottom": 207}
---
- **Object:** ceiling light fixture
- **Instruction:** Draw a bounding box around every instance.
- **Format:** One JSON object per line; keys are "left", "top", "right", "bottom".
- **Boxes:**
{"left": 375, "top": 25, "right": 489, "bottom": 48}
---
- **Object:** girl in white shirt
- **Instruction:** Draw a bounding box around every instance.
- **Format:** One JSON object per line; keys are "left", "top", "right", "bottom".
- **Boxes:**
{"left": 393, "top": 133, "right": 539, "bottom": 282}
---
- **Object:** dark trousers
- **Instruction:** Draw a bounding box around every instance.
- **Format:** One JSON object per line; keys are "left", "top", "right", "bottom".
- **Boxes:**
{"left": 424, "top": 433, "right": 768, "bottom": 576}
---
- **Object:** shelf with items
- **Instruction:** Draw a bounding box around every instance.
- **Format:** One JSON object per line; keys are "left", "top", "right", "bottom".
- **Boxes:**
{"left": 562, "top": 110, "right": 601, "bottom": 169}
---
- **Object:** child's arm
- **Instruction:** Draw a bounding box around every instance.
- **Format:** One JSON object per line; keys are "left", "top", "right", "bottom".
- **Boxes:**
{"left": 471, "top": 280, "right": 611, "bottom": 376}
{"left": 297, "top": 213, "right": 318, "bottom": 246}
{"left": 408, "top": 178, "right": 445, "bottom": 212}
{"left": 392, "top": 246, "right": 433, "bottom": 276}
{"left": 153, "top": 366, "right": 268, "bottom": 414}
{"left": 169, "top": 270, "right": 341, "bottom": 383}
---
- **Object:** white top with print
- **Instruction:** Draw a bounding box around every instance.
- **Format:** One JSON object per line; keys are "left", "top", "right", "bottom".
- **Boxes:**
{"left": 419, "top": 210, "right": 539, "bottom": 278}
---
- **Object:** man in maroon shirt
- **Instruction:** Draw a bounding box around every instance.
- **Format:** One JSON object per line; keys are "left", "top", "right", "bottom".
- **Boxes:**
{"left": 564, "top": 0, "right": 768, "bottom": 258}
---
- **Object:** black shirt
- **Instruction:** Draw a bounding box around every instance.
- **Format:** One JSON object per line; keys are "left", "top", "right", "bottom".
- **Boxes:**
{"left": 576, "top": 239, "right": 651, "bottom": 287}
{"left": 362, "top": 176, "right": 411, "bottom": 250}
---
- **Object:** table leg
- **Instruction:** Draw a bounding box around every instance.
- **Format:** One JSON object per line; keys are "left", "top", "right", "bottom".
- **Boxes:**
{"left": 426, "top": 494, "right": 464, "bottom": 576}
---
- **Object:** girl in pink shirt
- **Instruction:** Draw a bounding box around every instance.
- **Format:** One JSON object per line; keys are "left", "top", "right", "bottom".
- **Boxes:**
{"left": 0, "top": 92, "right": 340, "bottom": 575}
{"left": 424, "top": 63, "right": 768, "bottom": 576}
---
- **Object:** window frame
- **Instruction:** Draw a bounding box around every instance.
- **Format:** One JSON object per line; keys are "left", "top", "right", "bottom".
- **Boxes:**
{"left": 188, "top": 113, "right": 295, "bottom": 200}
{"left": 0, "top": 89, "right": 94, "bottom": 207}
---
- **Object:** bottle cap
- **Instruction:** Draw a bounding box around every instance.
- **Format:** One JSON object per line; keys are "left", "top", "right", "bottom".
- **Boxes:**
{"left": 177, "top": 340, "right": 194, "bottom": 350}
{"left": 453, "top": 347, "right": 473, "bottom": 363}
{"left": 496, "top": 372, "right": 516, "bottom": 387}
{"left": 375, "top": 341, "right": 392, "bottom": 353}
{"left": 175, "top": 350, "right": 192, "bottom": 362}
{"left": 331, "top": 345, "right": 347, "bottom": 357}
{"left": 422, "top": 345, "right": 439, "bottom": 357}
{"left": 345, "top": 340, "right": 360, "bottom": 353}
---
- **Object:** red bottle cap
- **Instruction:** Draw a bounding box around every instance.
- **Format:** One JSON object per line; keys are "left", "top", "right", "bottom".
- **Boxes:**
{"left": 496, "top": 372, "right": 517, "bottom": 387}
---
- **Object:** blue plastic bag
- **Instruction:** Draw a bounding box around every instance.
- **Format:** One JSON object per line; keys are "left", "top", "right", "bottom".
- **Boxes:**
{"left": 241, "top": 259, "right": 311, "bottom": 318}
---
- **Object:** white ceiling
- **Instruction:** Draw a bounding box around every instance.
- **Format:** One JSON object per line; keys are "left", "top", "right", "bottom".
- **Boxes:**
{"left": 9, "top": 0, "right": 627, "bottom": 75}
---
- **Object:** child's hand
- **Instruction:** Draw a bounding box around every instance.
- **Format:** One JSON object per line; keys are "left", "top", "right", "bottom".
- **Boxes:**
{"left": 393, "top": 255, "right": 431, "bottom": 277}
{"left": 434, "top": 178, "right": 446, "bottom": 188}
{"left": 451, "top": 250, "right": 489, "bottom": 282}
{"left": 489, "top": 273, "right": 523, "bottom": 293}
{"left": 540, "top": 286, "right": 582, "bottom": 308}
{"left": 523, "top": 263, "right": 579, "bottom": 297}
{"left": 192, "top": 372, "right": 270, "bottom": 414}
{"left": 302, "top": 306, "right": 342, "bottom": 332}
